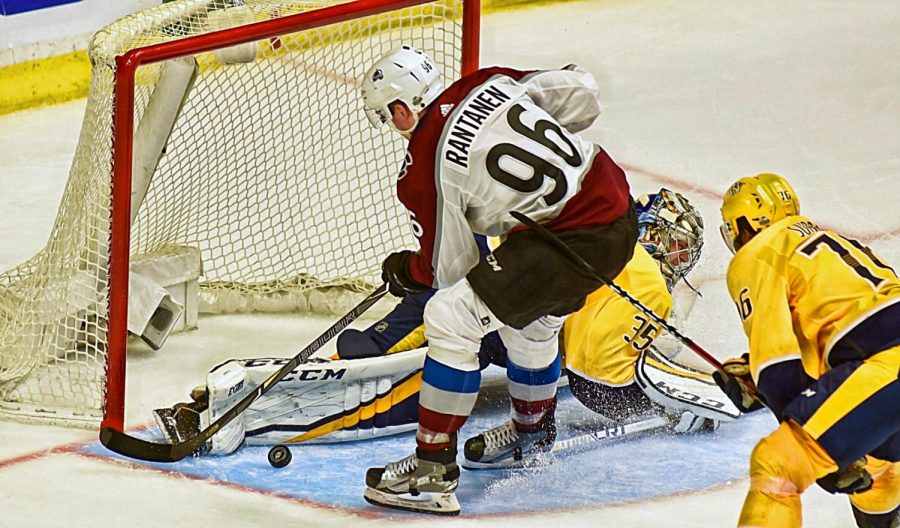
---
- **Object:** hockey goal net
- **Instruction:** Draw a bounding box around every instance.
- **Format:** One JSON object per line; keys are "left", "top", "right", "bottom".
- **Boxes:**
{"left": 0, "top": 0, "right": 478, "bottom": 429}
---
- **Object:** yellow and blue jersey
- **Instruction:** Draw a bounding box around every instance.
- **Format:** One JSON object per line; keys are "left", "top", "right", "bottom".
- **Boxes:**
{"left": 726, "top": 215, "right": 900, "bottom": 473}
{"left": 726, "top": 215, "right": 900, "bottom": 415}
{"left": 563, "top": 243, "right": 673, "bottom": 386}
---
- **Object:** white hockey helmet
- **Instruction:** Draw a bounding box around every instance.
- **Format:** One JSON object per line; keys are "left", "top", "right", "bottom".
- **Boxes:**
{"left": 360, "top": 46, "right": 444, "bottom": 129}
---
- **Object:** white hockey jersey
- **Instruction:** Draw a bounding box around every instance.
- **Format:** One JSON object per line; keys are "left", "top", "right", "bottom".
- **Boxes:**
{"left": 398, "top": 66, "right": 631, "bottom": 288}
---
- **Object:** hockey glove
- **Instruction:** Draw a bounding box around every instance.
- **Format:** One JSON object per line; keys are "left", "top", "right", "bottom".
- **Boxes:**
{"left": 381, "top": 250, "right": 430, "bottom": 297}
{"left": 712, "top": 354, "right": 766, "bottom": 413}
{"left": 817, "top": 458, "right": 874, "bottom": 495}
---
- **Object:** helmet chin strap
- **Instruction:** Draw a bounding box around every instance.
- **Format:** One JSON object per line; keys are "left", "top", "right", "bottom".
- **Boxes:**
{"left": 389, "top": 108, "right": 420, "bottom": 139}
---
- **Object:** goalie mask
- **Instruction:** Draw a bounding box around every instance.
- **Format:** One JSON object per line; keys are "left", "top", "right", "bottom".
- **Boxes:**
{"left": 720, "top": 173, "right": 799, "bottom": 254}
{"left": 360, "top": 46, "right": 444, "bottom": 135}
{"left": 636, "top": 189, "right": 704, "bottom": 290}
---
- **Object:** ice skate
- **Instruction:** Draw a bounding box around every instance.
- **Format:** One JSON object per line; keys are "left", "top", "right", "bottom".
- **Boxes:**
{"left": 462, "top": 415, "right": 557, "bottom": 470}
{"left": 363, "top": 447, "right": 461, "bottom": 515}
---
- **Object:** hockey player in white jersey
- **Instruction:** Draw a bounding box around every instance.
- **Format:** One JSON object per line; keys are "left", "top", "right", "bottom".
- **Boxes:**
{"left": 152, "top": 189, "right": 738, "bottom": 458}
{"left": 557, "top": 189, "right": 736, "bottom": 444}
{"left": 358, "top": 46, "right": 637, "bottom": 515}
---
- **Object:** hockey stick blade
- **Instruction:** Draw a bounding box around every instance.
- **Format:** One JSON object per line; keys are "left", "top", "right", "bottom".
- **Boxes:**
{"left": 100, "top": 283, "right": 389, "bottom": 462}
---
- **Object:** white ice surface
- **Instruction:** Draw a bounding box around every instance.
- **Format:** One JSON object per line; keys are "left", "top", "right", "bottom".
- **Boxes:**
{"left": 2, "top": 0, "right": 899, "bottom": 526}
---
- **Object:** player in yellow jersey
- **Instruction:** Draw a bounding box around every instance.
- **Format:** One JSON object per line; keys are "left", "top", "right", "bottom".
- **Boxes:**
{"left": 561, "top": 188, "right": 736, "bottom": 434}
{"left": 154, "top": 189, "right": 736, "bottom": 455}
{"left": 716, "top": 173, "right": 900, "bottom": 528}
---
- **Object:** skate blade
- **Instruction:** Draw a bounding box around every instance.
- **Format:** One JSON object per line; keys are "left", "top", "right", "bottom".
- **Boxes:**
{"left": 461, "top": 452, "right": 555, "bottom": 471}
{"left": 363, "top": 487, "right": 460, "bottom": 516}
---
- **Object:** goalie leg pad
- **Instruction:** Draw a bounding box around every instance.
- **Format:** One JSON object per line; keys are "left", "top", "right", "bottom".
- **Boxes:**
{"left": 198, "top": 353, "right": 428, "bottom": 453}
{"left": 635, "top": 346, "right": 740, "bottom": 421}
{"left": 205, "top": 360, "right": 250, "bottom": 455}
{"left": 240, "top": 350, "right": 427, "bottom": 445}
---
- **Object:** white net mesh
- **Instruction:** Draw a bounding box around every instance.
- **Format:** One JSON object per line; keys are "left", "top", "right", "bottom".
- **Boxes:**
{"left": 0, "top": 0, "right": 467, "bottom": 426}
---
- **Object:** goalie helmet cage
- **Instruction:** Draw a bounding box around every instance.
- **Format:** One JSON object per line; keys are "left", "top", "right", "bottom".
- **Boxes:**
{"left": 0, "top": 0, "right": 479, "bottom": 430}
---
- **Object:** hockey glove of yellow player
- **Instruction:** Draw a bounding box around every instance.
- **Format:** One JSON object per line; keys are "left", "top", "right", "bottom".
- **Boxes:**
{"left": 817, "top": 457, "right": 874, "bottom": 495}
{"left": 381, "top": 250, "right": 430, "bottom": 297}
{"left": 712, "top": 353, "right": 766, "bottom": 413}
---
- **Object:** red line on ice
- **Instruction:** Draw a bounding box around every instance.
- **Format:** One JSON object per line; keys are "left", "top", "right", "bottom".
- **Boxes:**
{"left": 619, "top": 162, "right": 900, "bottom": 243}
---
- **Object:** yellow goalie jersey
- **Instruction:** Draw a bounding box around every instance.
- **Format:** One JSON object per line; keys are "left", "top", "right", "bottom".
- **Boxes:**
{"left": 725, "top": 215, "right": 900, "bottom": 391}
{"left": 563, "top": 243, "right": 673, "bottom": 386}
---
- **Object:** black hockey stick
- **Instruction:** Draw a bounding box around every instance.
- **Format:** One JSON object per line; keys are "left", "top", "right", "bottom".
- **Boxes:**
{"left": 99, "top": 283, "right": 390, "bottom": 462}
{"left": 509, "top": 211, "right": 726, "bottom": 372}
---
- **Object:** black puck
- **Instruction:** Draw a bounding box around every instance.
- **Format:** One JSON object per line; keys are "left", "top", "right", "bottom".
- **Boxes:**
{"left": 268, "top": 445, "right": 292, "bottom": 468}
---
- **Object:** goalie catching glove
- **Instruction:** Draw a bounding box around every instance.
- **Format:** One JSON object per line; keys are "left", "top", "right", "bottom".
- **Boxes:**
{"left": 381, "top": 250, "right": 430, "bottom": 297}
{"left": 712, "top": 353, "right": 766, "bottom": 413}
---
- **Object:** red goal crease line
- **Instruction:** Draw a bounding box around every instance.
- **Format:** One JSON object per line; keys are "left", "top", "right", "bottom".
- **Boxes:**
{"left": 0, "top": 433, "right": 746, "bottom": 521}
{"left": 0, "top": 435, "right": 383, "bottom": 521}
{"left": 0, "top": 439, "right": 88, "bottom": 471}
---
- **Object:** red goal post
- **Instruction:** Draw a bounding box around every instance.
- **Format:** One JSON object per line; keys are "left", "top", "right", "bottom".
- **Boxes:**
{"left": 102, "top": 0, "right": 478, "bottom": 432}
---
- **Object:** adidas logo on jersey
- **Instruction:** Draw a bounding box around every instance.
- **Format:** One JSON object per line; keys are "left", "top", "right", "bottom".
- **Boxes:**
{"left": 440, "top": 103, "right": 455, "bottom": 117}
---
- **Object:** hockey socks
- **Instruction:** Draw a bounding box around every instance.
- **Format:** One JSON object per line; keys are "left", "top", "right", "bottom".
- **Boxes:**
{"left": 507, "top": 353, "right": 560, "bottom": 430}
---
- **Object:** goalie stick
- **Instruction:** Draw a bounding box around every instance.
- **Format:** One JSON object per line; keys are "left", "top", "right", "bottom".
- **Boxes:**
{"left": 551, "top": 414, "right": 671, "bottom": 454}
{"left": 99, "top": 283, "right": 389, "bottom": 462}
{"left": 509, "top": 210, "right": 726, "bottom": 372}
{"left": 462, "top": 415, "right": 671, "bottom": 470}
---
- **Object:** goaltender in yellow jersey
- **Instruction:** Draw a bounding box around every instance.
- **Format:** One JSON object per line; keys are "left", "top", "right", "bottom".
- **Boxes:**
{"left": 717, "top": 173, "right": 900, "bottom": 528}
{"left": 563, "top": 188, "right": 732, "bottom": 432}
{"left": 158, "top": 190, "right": 726, "bottom": 456}
{"left": 564, "top": 241, "right": 671, "bottom": 387}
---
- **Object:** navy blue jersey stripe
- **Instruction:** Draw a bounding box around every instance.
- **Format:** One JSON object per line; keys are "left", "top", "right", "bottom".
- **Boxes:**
{"left": 828, "top": 300, "right": 900, "bottom": 367}
{"left": 815, "top": 378, "right": 900, "bottom": 467}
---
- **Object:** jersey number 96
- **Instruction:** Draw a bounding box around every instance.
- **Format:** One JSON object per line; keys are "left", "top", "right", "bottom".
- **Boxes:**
{"left": 486, "top": 104, "right": 583, "bottom": 206}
